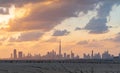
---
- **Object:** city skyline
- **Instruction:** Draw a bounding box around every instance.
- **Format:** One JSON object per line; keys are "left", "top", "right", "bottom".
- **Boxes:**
{"left": 6, "top": 41, "right": 120, "bottom": 60}
{"left": 0, "top": 39, "right": 120, "bottom": 59}
{"left": 1, "top": 40, "right": 120, "bottom": 59}
{"left": 0, "top": 0, "right": 120, "bottom": 58}
{"left": 10, "top": 41, "right": 80, "bottom": 60}
{"left": 9, "top": 48, "right": 120, "bottom": 60}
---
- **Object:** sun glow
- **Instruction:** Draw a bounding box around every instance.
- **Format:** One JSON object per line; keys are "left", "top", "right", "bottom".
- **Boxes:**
{"left": 0, "top": 5, "right": 31, "bottom": 28}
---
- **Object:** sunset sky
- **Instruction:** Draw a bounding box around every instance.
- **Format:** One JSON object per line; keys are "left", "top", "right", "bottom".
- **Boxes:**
{"left": 0, "top": 0, "right": 120, "bottom": 58}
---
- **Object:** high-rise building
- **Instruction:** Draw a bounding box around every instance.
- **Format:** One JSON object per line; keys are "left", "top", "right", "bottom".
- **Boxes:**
{"left": 18, "top": 51, "right": 23, "bottom": 59}
{"left": 59, "top": 40, "right": 62, "bottom": 58}
{"left": 64, "top": 53, "right": 67, "bottom": 59}
{"left": 71, "top": 51, "right": 74, "bottom": 59}
{"left": 13, "top": 49, "right": 17, "bottom": 59}
{"left": 91, "top": 50, "right": 94, "bottom": 59}
{"left": 59, "top": 40, "right": 61, "bottom": 55}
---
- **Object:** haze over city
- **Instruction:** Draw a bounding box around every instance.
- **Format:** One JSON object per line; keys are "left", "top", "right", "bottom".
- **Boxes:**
{"left": 1, "top": 0, "right": 120, "bottom": 73}
{"left": 3, "top": 41, "right": 119, "bottom": 60}
{"left": 0, "top": 0, "right": 120, "bottom": 59}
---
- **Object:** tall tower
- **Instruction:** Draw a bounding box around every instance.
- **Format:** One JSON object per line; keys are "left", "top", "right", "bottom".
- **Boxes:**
{"left": 13, "top": 49, "right": 17, "bottom": 59}
{"left": 59, "top": 40, "right": 62, "bottom": 56}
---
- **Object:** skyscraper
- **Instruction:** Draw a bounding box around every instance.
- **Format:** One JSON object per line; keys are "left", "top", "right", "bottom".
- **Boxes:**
{"left": 59, "top": 40, "right": 62, "bottom": 58}
{"left": 59, "top": 40, "right": 61, "bottom": 55}
{"left": 13, "top": 49, "right": 17, "bottom": 59}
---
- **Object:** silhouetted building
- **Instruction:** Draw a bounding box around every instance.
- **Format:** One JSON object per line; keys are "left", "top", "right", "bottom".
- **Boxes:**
{"left": 83, "top": 53, "right": 90, "bottom": 59}
{"left": 93, "top": 53, "right": 101, "bottom": 59}
{"left": 13, "top": 49, "right": 17, "bottom": 59}
{"left": 10, "top": 44, "right": 80, "bottom": 60}
{"left": 91, "top": 50, "right": 94, "bottom": 59}
{"left": 18, "top": 51, "right": 23, "bottom": 59}
{"left": 67, "top": 54, "right": 70, "bottom": 59}
{"left": 102, "top": 51, "right": 113, "bottom": 59}
{"left": 75, "top": 55, "right": 79, "bottom": 59}
{"left": 71, "top": 51, "right": 74, "bottom": 59}
{"left": 64, "top": 53, "right": 67, "bottom": 59}
{"left": 59, "top": 40, "right": 62, "bottom": 58}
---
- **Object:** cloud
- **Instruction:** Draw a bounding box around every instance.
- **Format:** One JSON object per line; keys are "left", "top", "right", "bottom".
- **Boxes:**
{"left": 84, "top": 1, "right": 120, "bottom": 34}
{"left": 85, "top": 43, "right": 104, "bottom": 48}
{"left": 75, "top": 27, "right": 82, "bottom": 31}
{"left": 53, "top": 29, "right": 70, "bottom": 36}
{"left": 4, "top": 0, "right": 98, "bottom": 32}
{"left": 0, "top": 7, "right": 9, "bottom": 14}
{"left": 46, "top": 37, "right": 58, "bottom": 42}
{"left": 77, "top": 40, "right": 88, "bottom": 45}
{"left": 77, "top": 40, "right": 104, "bottom": 48}
{"left": 6, "top": 43, "right": 14, "bottom": 46}
{"left": 0, "top": 37, "right": 7, "bottom": 41}
{"left": 85, "top": 17, "right": 109, "bottom": 34}
{"left": 104, "top": 33, "right": 120, "bottom": 43}
{"left": 1, "top": 0, "right": 119, "bottom": 33}
{"left": 0, "top": 0, "right": 44, "bottom": 7}
{"left": 9, "top": 31, "right": 43, "bottom": 42}
{"left": 0, "top": 42, "right": 2, "bottom": 45}
{"left": 112, "top": 33, "right": 120, "bottom": 42}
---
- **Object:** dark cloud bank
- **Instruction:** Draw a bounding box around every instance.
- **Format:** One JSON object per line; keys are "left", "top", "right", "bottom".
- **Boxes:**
{"left": 9, "top": 31, "right": 43, "bottom": 42}
{"left": 5, "top": 0, "right": 120, "bottom": 34}
{"left": 53, "top": 30, "right": 70, "bottom": 36}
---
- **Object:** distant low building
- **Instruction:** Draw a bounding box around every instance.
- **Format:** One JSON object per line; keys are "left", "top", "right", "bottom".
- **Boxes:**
{"left": 102, "top": 51, "right": 113, "bottom": 59}
{"left": 18, "top": 51, "right": 23, "bottom": 59}
{"left": 83, "top": 53, "right": 90, "bottom": 59}
{"left": 93, "top": 53, "right": 101, "bottom": 59}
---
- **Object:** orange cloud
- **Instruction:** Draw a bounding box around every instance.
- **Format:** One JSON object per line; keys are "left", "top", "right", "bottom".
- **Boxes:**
{"left": 4, "top": 0, "right": 97, "bottom": 32}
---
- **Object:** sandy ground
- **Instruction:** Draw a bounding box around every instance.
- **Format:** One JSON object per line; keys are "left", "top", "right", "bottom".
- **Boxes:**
{"left": 0, "top": 62, "right": 120, "bottom": 73}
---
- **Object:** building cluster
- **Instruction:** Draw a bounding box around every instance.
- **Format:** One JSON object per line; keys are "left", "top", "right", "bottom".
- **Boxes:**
{"left": 83, "top": 50, "right": 114, "bottom": 59}
{"left": 10, "top": 41, "right": 120, "bottom": 60}
{"left": 10, "top": 49, "right": 120, "bottom": 60}
{"left": 10, "top": 41, "right": 79, "bottom": 60}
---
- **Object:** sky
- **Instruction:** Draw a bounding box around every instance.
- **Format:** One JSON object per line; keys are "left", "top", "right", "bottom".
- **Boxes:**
{"left": 0, "top": 0, "right": 120, "bottom": 58}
